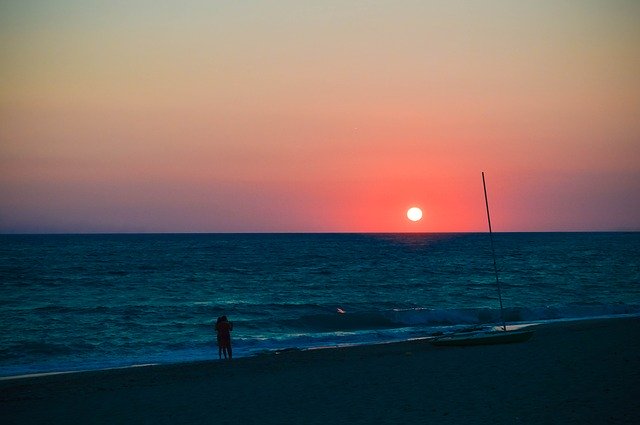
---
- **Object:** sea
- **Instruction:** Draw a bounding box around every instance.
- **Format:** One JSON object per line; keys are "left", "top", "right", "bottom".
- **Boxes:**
{"left": 1, "top": 232, "right": 639, "bottom": 378}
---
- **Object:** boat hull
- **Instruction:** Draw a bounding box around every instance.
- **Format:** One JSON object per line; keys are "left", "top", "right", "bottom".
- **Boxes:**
{"left": 430, "top": 329, "right": 534, "bottom": 347}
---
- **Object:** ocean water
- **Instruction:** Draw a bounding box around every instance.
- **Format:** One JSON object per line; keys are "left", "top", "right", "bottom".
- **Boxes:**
{"left": 1, "top": 232, "right": 639, "bottom": 377}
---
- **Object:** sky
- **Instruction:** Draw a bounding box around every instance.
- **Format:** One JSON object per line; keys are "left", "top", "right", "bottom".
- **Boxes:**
{"left": 1, "top": 1, "right": 639, "bottom": 233}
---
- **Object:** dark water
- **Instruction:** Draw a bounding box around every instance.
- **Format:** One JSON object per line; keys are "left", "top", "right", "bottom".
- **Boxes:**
{"left": 1, "top": 233, "right": 639, "bottom": 377}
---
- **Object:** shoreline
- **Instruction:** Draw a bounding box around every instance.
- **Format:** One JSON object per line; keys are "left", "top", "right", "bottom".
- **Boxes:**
{"left": 2, "top": 313, "right": 639, "bottom": 382}
{"left": 2, "top": 316, "right": 639, "bottom": 424}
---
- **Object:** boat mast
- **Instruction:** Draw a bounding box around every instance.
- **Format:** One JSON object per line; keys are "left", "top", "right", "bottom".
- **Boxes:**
{"left": 482, "top": 172, "right": 507, "bottom": 331}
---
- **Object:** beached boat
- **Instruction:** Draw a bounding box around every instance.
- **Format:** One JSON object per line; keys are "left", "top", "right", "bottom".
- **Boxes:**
{"left": 430, "top": 172, "right": 534, "bottom": 347}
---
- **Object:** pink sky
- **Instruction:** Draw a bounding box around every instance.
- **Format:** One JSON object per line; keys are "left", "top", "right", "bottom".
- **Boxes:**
{"left": 1, "top": 1, "right": 639, "bottom": 233}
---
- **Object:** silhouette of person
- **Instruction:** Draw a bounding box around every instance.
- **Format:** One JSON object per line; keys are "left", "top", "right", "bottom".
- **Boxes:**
{"left": 215, "top": 315, "right": 233, "bottom": 360}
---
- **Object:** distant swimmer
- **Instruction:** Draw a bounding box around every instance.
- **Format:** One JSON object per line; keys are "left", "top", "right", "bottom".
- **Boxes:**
{"left": 215, "top": 315, "right": 233, "bottom": 360}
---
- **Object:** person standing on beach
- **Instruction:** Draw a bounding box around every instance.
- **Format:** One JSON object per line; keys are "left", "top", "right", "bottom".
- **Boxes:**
{"left": 215, "top": 316, "right": 233, "bottom": 360}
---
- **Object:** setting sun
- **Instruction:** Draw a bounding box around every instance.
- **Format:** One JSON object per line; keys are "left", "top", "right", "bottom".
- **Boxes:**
{"left": 407, "top": 207, "right": 423, "bottom": 222}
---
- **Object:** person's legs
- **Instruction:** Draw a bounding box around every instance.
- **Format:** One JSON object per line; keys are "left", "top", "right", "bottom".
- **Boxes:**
{"left": 220, "top": 341, "right": 231, "bottom": 360}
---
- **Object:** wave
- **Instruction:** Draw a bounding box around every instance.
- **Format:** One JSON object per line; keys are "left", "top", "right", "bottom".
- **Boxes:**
{"left": 19, "top": 302, "right": 640, "bottom": 338}
{"left": 290, "top": 312, "right": 399, "bottom": 331}
{"left": 277, "top": 303, "right": 640, "bottom": 333}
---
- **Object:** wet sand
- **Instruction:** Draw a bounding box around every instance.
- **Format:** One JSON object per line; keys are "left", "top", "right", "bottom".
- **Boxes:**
{"left": 2, "top": 317, "right": 639, "bottom": 424}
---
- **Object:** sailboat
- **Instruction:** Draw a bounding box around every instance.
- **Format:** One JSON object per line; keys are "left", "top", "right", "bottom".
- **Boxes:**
{"left": 430, "top": 172, "right": 534, "bottom": 347}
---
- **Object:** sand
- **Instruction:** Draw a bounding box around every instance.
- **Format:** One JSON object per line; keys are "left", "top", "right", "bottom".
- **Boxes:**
{"left": 2, "top": 317, "right": 639, "bottom": 424}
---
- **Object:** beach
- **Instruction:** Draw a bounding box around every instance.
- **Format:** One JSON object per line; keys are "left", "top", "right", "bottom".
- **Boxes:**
{"left": 1, "top": 317, "right": 639, "bottom": 424}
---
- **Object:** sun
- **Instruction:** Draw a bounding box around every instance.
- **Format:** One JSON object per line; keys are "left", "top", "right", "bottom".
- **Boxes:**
{"left": 406, "top": 207, "right": 423, "bottom": 222}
